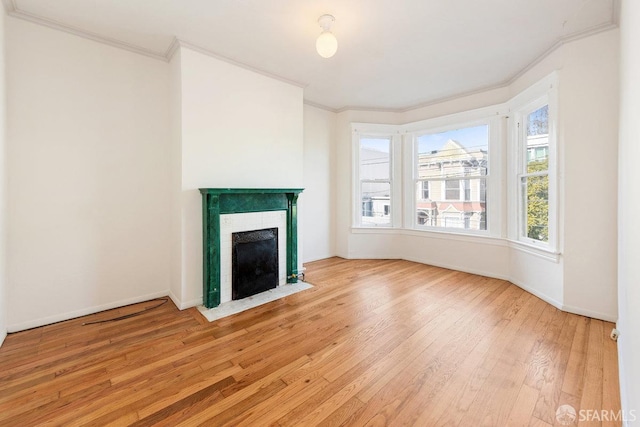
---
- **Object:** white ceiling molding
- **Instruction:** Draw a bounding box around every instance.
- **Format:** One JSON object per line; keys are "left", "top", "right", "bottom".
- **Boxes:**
{"left": 337, "top": 81, "right": 510, "bottom": 114}
{"left": 338, "top": 21, "right": 618, "bottom": 115}
{"left": 3, "top": 1, "right": 307, "bottom": 89}
{"left": 3, "top": 1, "right": 167, "bottom": 62}
{"left": 164, "top": 37, "right": 180, "bottom": 62}
{"left": 2, "top": 0, "right": 15, "bottom": 13}
{"left": 502, "top": 21, "right": 618, "bottom": 92}
{"left": 613, "top": 0, "right": 621, "bottom": 25}
{"left": 2, "top": 0, "right": 619, "bottom": 113}
{"left": 303, "top": 100, "right": 338, "bottom": 113}
{"left": 175, "top": 39, "right": 307, "bottom": 89}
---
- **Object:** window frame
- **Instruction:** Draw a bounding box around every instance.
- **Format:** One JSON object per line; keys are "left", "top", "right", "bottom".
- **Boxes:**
{"left": 352, "top": 125, "right": 402, "bottom": 228}
{"left": 508, "top": 74, "right": 559, "bottom": 252}
{"left": 406, "top": 112, "right": 503, "bottom": 237}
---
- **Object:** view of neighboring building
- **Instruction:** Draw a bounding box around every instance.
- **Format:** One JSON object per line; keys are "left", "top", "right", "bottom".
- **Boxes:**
{"left": 360, "top": 119, "right": 550, "bottom": 234}
{"left": 522, "top": 104, "right": 550, "bottom": 241}
{"left": 416, "top": 138, "right": 488, "bottom": 230}
{"left": 360, "top": 139, "right": 392, "bottom": 226}
{"left": 359, "top": 129, "right": 491, "bottom": 230}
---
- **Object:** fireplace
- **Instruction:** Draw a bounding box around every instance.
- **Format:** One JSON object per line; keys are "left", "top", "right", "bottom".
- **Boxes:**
{"left": 199, "top": 188, "right": 303, "bottom": 308}
{"left": 232, "top": 228, "right": 278, "bottom": 300}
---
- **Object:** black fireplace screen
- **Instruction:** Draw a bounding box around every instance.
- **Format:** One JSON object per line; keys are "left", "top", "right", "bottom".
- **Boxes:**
{"left": 232, "top": 228, "right": 278, "bottom": 300}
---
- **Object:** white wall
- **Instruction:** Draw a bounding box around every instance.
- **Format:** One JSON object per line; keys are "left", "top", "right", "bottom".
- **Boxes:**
{"left": 301, "top": 104, "right": 336, "bottom": 263}
{"left": 509, "top": 248, "right": 563, "bottom": 307}
{"left": 173, "top": 46, "right": 304, "bottom": 307}
{"left": 402, "top": 233, "right": 510, "bottom": 280}
{"left": 0, "top": 9, "right": 7, "bottom": 345}
{"left": 6, "top": 18, "right": 172, "bottom": 331}
{"left": 335, "top": 29, "right": 620, "bottom": 322}
{"left": 508, "top": 30, "right": 619, "bottom": 320}
{"left": 618, "top": 0, "right": 640, "bottom": 419}
{"left": 559, "top": 31, "right": 619, "bottom": 320}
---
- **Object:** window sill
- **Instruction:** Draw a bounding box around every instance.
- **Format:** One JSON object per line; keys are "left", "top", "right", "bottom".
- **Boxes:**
{"left": 350, "top": 226, "right": 506, "bottom": 247}
{"left": 507, "top": 239, "right": 561, "bottom": 262}
{"left": 401, "top": 228, "right": 505, "bottom": 246}
{"left": 350, "top": 227, "right": 561, "bottom": 262}
{"left": 351, "top": 226, "right": 397, "bottom": 234}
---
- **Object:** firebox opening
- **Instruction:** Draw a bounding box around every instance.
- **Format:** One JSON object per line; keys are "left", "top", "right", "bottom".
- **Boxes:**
{"left": 232, "top": 228, "right": 279, "bottom": 300}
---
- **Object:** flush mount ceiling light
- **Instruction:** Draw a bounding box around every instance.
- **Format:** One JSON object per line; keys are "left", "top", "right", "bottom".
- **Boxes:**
{"left": 316, "top": 14, "right": 338, "bottom": 58}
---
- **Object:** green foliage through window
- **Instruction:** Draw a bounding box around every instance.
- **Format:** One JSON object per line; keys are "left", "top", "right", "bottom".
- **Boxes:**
{"left": 525, "top": 160, "right": 549, "bottom": 242}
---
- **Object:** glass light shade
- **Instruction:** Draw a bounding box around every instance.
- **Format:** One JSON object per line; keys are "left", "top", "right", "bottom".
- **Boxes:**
{"left": 316, "top": 31, "right": 338, "bottom": 58}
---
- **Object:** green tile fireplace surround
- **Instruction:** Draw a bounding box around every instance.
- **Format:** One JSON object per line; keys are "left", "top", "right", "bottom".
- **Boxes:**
{"left": 199, "top": 188, "right": 304, "bottom": 308}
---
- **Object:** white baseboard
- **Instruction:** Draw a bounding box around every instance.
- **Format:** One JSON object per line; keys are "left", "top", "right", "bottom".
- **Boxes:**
{"left": 346, "top": 253, "right": 617, "bottom": 323}
{"left": 168, "top": 290, "right": 182, "bottom": 310}
{"left": 507, "top": 276, "right": 564, "bottom": 311}
{"left": 616, "top": 341, "right": 634, "bottom": 427}
{"left": 302, "top": 253, "right": 337, "bottom": 263}
{"left": 0, "top": 330, "right": 6, "bottom": 348}
{"left": 175, "top": 296, "right": 202, "bottom": 310}
{"left": 347, "top": 252, "right": 401, "bottom": 260}
{"left": 401, "top": 254, "right": 511, "bottom": 282}
{"left": 168, "top": 288, "right": 201, "bottom": 310}
{"left": 560, "top": 303, "right": 618, "bottom": 323}
{"left": 7, "top": 290, "right": 170, "bottom": 333}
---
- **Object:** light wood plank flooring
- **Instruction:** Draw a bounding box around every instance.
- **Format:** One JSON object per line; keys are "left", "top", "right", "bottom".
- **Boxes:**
{"left": 0, "top": 258, "right": 621, "bottom": 426}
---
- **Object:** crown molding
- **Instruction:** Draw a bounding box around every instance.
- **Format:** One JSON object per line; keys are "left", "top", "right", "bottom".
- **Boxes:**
{"left": 612, "top": 0, "right": 621, "bottom": 25}
{"left": 303, "top": 100, "right": 338, "bottom": 113}
{"left": 4, "top": 2, "right": 168, "bottom": 62}
{"left": 164, "top": 37, "right": 181, "bottom": 62}
{"left": 334, "top": 21, "right": 619, "bottom": 114}
{"left": 2, "top": 0, "right": 619, "bottom": 113}
{"left": 505, "top": 21, "right": 617, "bottom": 87}
{"left": 2, "top": 1, "right": 308, "bottom": 88}
{"left": 176, "top": 40, "right": 307, "bottom": 89}
{"left": 333, "top": 79, "right": 511, "bottom": 114}
{"left": 2, "top": 0, "right": 15, "bottom": 13}
{"left": 399, "top": 81, "right": 510, "bottom": 114}
{"left": 335, "top": 104, "right": 402, "bottom": 114}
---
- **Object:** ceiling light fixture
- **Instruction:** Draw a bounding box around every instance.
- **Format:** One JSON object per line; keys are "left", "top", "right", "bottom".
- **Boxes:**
{"left": 316, "top": 14, "right": 338, "bottom": 58}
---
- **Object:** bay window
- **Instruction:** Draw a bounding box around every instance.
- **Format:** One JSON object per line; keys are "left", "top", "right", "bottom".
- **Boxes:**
{"left": 351, "top": 73, "right": 557, "bottom": 250}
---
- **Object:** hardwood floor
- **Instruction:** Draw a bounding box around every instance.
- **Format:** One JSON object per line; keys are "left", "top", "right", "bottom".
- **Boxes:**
{"left": 0, "top": 258, "right": 621, "bottom": 426}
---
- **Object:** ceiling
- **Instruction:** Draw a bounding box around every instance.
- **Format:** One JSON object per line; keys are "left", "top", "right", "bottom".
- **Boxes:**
{"left": 5, "top": 0, "right": 618, "bottom": 111}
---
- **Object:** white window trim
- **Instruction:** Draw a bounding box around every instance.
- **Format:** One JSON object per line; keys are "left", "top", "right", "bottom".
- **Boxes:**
{"left": 507, "top": 72, "right": 559, "bottom": 253}
{"left": 352, "top": 124, "right": 402, "bottom": 228}
{"left": 406, "top": 112, "right": 504, "bottom": 237}
{"left": 349, "top": 72, "right": 560, "bottom": 254}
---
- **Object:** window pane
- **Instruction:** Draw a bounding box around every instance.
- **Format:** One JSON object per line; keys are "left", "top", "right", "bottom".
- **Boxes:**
{"left": 526, "top": 105, "right": 549, "bottom": 173}
{"left": 417, "top": 124, "right": 488, "bottom": 179}
{"left": 521, "top": 174, "right": 549, "bottom": 242}
{"left": 463, "top": 179, "right": 471, "bottom": 201}
{"left": 417, "top": 180, "right": 431, "bottom": 200}
{"left": 361, "top": 182, "right": 391, "bottom": 226}
{"left": 445, "top": 180, "right": 460, "bottom": 200}
{"left": 360, "top": 138, "right": 390, "bottom": 180}
{"left": 416, "top": 178, "right": 486, "bottom": 230}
